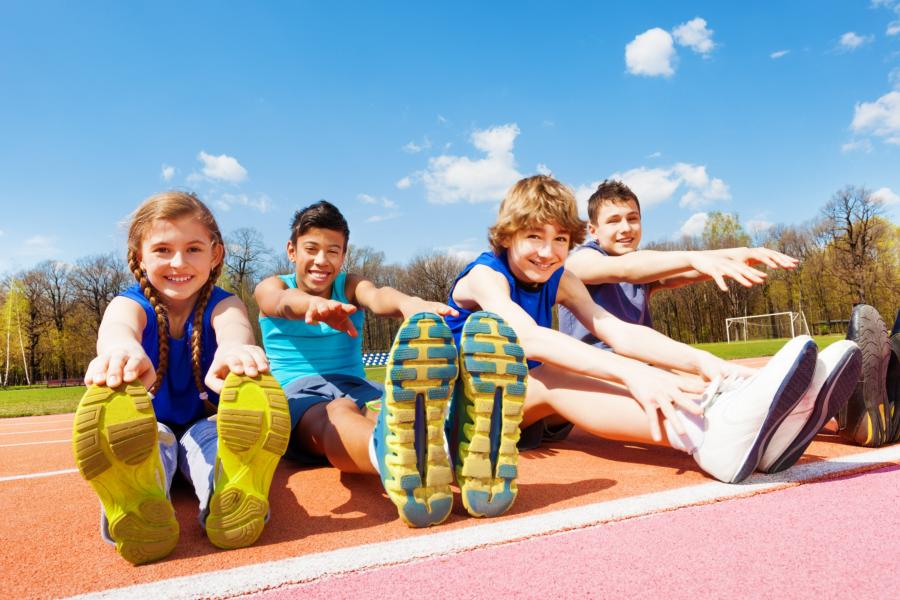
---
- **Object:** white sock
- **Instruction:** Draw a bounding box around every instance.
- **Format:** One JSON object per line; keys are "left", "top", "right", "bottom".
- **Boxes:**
{"left": 368, "top": 433, "right": 380, "bottom": 475}
{"left": 664, "top": 405, "right": 706, "bottom": 454}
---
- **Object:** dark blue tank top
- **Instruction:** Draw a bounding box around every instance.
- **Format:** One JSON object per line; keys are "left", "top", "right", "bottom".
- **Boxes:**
{"left": 558, "top": 240, "right": 652, "bottom": 350}
{"left": 120, "top": 283, "right": 232, "bottom": 427}
{"left": 445, "top": 251, "right": 563, "bottom": 369}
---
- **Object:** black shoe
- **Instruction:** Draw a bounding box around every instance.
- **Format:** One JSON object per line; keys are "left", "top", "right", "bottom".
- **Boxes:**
{"left": 839, "top": 305, "right": 891, "bottom": 447}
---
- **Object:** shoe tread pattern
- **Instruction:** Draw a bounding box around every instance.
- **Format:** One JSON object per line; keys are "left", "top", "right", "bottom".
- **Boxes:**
{"left": 380, "top": 313, "right": 457, "bottom": 528}
{"left": 457, "top": 311, "right": 527, "bottom": 517}
{"left": 841, "top": 305, "right": 890, "bottom": 447}
{"left": 207, "top": 373, "right": 290, "bottom": 549}
{"left": 72, "top": 383, "right": 178, "bottom": 564}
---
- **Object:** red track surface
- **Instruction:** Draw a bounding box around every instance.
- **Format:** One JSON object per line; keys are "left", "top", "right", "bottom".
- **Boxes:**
{"left": 1, "top": 358, "right": 898, "bottom": 599}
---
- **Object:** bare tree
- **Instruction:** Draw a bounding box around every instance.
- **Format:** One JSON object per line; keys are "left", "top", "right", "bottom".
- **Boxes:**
{"left": 70, "top": 253, "right": 129, "bottom": 332}
{"left": 225, "top": 227, "right": 271, "bottom": 304}
{"left": 821, "top": 186, "right": 886, "bottom": 305}
{"left": 400, "top": 251, "right": 466, "bottom": 303}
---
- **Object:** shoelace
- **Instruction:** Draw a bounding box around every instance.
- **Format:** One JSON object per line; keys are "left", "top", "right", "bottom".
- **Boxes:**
{"left": 698, "top": 374, "right": 753, "bottom": 413}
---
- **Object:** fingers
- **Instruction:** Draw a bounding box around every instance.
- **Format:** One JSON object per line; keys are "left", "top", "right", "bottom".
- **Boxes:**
{"left": 433, "top": 303, "right": 459, "bottom": 318}
{"left": 645, "top": 404, "right": 664, "bottom": 442}
{"left": 655, "top": 397, "right": 684, "bottom": 438}
{"left": 104, "top": 351, "right": 129, "bottom": 387}
{"left": 84, "top": 355, "right": 110, "bottom": 386}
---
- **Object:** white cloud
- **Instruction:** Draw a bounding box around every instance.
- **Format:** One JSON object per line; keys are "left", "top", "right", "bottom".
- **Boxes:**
{"left": 746, "top": 219, "right": 774, "bottom": 235}
{"left": 673, "top": 17, "right": 715, "bottom": 55}
{"left": 871, "top": 186, "right": 900, "bottom": 205}
{"left": 20, "top": 235, "right": 58, "bottom": 258}
{"left": 888, "top": 21, "right": 900, "bottom": 35}
{"left": 536, "top": 163, "right": 552, "bottom": 176}
{"left": 439, "top": 238, "right": 480, "bottom": 262}
{"left": 197, "top": 151, "right": 248, "bottom": 183}
{"left": 403, "top": 137, "right": 432, "bottom": 153}
{"left": 437, "top": 115, "right": 448, "bottom": 124}
{"left": 647, "top": 151, "right": 662, "bottom": 158}
{"left": 842, "top": 139, "right": 874, "bottom": 153}
{"left": 625, "top": 28, "right": 676, "bottom": 77}
{"left": 770, "top": 49, "right": 790, "bottom": 59}
{"left": 607, "top": 162, "right": 731, "bottom": 209}
{"left": 890, "top": 67, "right": 900, "bottom": 89}
{"left": 358, "top": 193, "right": 377, "bottom": 205}
{"left": 851, "top": 91, "right": 900, "bottom": 144}
{"left": 161, "top": 164, "right": 175, "bottom": 181}
{"left": 414, "top": 123, "right": 522, "bottom": 204}
{"left": 358, "top": 193, "right": 396, "bottom": 209}
{"left": 839, "top": 32, "right": 874, "bottom": 51}
{"left": 366, "top": 213, "right": 400, "bottom": 223}
{"left": 396, "top": 176, "right": 412, "bottom": 189}
{"left": 213, "top": 192, "right": 271, "bottom": 213}
{"left": 679, "top": 212, "right": 709, "bottom": 237}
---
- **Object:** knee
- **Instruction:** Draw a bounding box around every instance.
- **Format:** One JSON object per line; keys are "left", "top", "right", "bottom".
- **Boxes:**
{"left": 324, "top": 397, "right": 362, "bottom": 421}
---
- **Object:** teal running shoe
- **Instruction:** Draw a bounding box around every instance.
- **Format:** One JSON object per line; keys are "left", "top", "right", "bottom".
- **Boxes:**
{"left": 373, "top": 312, "right": 458, "bottom": 528}
{"left": 455, "top": 311, "right": 527, "bottom": 518}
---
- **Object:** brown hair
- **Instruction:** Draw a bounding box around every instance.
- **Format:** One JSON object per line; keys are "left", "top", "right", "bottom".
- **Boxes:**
{"left": 290, "top": 200, "right": 350, "bottom": 248}
{"left": 488, "top": 175, "right": 586, "bottom": 254}
{"left": 126, "top": 191, "right": 223, "bottom": 405}
{"left": 587, "top": 179, "right": 641, "bottom": 224}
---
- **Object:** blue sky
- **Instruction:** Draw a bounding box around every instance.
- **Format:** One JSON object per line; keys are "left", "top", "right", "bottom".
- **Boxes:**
{"left": 1, "top": 1, "right": 899, "bottom": 275}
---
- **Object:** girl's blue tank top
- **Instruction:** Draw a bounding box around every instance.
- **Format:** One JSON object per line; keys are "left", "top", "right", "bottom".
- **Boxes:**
{"left": 120, "top": 283, "right": 232, "bottom": 427}
{"left": 445, "top": 251, "right": 563, "bottom": 369}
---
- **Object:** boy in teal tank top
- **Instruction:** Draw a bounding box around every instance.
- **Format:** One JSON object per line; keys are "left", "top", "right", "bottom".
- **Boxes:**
{"left": 255, "top": 201, "right": 462, "bottom": 527}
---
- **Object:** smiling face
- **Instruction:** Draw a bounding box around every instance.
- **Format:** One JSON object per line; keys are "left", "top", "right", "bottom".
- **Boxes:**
{"left": 288, "top": 227, "right": 346, "bottom": 296}
{"left": 589, "top": 199, "right": 642, "bottom": 256}
{"left": 502, "top": 222, "right": 571, "bottom": 284}
{"left": 138, "top": 216, "right": 222, "bottom": 308}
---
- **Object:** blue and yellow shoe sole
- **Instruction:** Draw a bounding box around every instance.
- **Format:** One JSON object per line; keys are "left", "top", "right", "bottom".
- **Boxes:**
{"left": 380, "top": 313, "right": 458, "bottom": 528}
{"left": 206, "top": 372, "right": 290, "bottom": 549}
{"left": 73, "top": 382, "right": 178, "bottom": 565}
{"left": 456, "top": 311, "right": 527, "bottom": 518}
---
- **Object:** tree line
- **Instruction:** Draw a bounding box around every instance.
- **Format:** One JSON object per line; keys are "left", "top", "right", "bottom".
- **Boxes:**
{"left": 1, "top": 186, "right": 897, "bottom": 386}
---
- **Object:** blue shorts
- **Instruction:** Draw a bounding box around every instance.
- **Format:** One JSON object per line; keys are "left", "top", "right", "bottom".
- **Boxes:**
{"left": 282, "top": 373, "right": 384, "bottom": 465}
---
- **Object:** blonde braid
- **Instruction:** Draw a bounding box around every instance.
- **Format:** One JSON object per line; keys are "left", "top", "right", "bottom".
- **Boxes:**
{"left": 191, "top": 260, "right": 223, "bottom": 414}
{"left": 128, "top": 249, "right": 169, "bottom": 395}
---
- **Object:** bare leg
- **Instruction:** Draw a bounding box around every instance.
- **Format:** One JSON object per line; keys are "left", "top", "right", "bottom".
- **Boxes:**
{"left": 291, "top": 398, "right": 378, "bottom": 474}
{"left": 523, "top": 363, "right": 674, "bottom": 448}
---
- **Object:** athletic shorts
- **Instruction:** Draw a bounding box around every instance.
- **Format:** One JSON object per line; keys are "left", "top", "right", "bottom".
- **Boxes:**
{"left": 282, "top": 373, "right": 384, "bottom": 465}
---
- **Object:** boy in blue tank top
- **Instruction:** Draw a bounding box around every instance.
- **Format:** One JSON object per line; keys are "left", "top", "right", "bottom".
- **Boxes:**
{"left": 255, "top": 201, "right": 464, "bottom": 528}
{"left": 445, "top": 175, "right": 823, "bottom": 494}
{"left": 559, "top": 179, "right": 799, "bottom": 349}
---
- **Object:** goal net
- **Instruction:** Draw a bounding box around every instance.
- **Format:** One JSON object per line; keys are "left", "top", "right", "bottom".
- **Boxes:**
{"left": 725, "top": 311, "right": 810, "bottom": 343}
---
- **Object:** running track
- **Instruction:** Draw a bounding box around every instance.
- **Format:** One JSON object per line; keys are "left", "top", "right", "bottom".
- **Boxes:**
{"left": 1, "top": 359, "right": 898, "bottom": 599}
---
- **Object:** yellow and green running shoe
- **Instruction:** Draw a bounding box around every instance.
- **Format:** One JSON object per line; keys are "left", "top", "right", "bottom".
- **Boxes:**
{"left": 206, "top": 372, "right": 290, "bottom": 549}
{"left": 373, "top": 312, "right": 458, "bottom": 528}
{"left": 72, "top": 382, "right": 178, "bottom": 565}
{"left": 455, "top": 311, "right": 527, "bottom": 518}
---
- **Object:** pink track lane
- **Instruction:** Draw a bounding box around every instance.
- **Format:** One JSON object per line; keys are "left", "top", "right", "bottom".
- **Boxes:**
{"left": 250, "top": 464, "right": 900, "bottom": 600}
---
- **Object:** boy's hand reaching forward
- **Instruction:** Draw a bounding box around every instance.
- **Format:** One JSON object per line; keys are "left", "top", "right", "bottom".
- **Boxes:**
{"left": 306, "top": 297, "right": 359, "bottom": 337}
{"left": 399, "top": 297, "right": 460, "bottom": 320}
{"left": 623, "top": 366, "right": 707, "bottom": 443}
{"left": 688, "top": 253, "right": 769, "bottom": 291}
{"left": 721, "top": 247, "right": 799, "bottom": 271}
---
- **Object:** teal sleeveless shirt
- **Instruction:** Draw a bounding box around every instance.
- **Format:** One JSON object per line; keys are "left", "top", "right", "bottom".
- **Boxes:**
{"left": 259, "top": 272, "right": 366, "bottom": 387}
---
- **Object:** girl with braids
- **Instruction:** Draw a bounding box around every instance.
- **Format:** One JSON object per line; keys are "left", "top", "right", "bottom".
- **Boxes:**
{"left": 74, "top": 191, "right": 290, "bottom": 564}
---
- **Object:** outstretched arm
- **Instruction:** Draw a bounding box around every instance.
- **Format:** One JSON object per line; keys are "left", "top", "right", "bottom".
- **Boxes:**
{"left": 652, "top": 247, "right": 799, "bottom": 293}
{"left": 84, "top": 296, "right": 156, "bottom": 390}
{"left": 205, "top": 296, "right": 270, "bottom": 393}
{"left": 558, "top": 270, "right": 753, "bottom": 381}
{"left": 349, "top": 275, "right": 458, "bottom": 320}
{"left": 254, "top": 275, "right": 360, "bottom": 336}
{"left": 567, "top": 247, "right": 770, "bottom": 292}
{"left": 454, "top": 265, "right": 708, "bottom": 441}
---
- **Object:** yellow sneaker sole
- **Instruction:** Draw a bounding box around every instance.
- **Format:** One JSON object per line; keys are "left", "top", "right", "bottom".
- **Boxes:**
{"left": 206, "top": 372, "right": 290, "bottom": 549}
{"left": 72, "top": 383, "right": 178, "bottom": 565}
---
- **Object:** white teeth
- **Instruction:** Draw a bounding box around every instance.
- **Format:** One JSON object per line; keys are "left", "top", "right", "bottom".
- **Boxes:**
{"left": 167, "top": 275, "right": 191, "bottom": 282}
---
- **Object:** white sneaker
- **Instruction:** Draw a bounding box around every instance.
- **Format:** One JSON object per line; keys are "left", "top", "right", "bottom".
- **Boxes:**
{"left": 690, "top": 335, "right": 818, "bottom": 483}
{"left": 757, "top": 340, "right": 861, "bottom": 473}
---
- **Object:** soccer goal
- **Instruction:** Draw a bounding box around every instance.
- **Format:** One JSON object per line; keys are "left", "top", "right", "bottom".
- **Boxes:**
{"left": 725, "top": 311, "right": 810, "bottom": 343}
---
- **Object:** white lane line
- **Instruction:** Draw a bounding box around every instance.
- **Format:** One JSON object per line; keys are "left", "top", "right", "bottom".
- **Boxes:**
{"left": 0, "top": 468, "right": 78, "bottom": 482}
{"left": 0, "top": 439, "right": 70, "bottom": 448}
{"left": 0, "top": 427, "right": 71, "bottom": 436}
{"left": 72, "top": 445, "right": 900, "bottom": 600}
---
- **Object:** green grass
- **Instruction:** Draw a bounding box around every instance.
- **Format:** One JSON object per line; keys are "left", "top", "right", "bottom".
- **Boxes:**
{"left": 695, "top": 334, "right": 843, "bottom": 360}
{"left": 0, "top": 334, "right": 847, "bottom": 418}
{"left": 0, "top": 385, "right": 87, "bottom": 418}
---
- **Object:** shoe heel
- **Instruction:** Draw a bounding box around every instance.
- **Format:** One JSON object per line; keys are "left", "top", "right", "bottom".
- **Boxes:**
{"left": 207, "top": 373, "right": 290, "bottom": 549}
{"left": 379, "top": 313, "right": 457, "bottom": 528}
{"left": 73, "top": 383, "right": 178, "bottom": 564}
{"left": 457, "top": 311, "right": 527, "bottom": 518}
